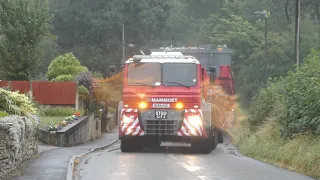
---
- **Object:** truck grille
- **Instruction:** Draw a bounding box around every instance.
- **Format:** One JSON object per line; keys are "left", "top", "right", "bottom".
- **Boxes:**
{"left": 145, "top": 120, "right": 177, "bottom": 135}
{"left": 140, "top": 109, "right": 184, "bottom": 135}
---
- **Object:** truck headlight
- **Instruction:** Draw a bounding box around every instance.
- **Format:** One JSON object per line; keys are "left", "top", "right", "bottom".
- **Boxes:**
{"left": 139, "top": 102, "right": 147, "bottom": 109}
{"left": 122, "top": 115, "right": 132, "bottom": 124}
{"left": 176, "top": 102, "right": 184, "bottom": 109}
{"left": 189, "top": 116, "right": 202, "bottom": 126}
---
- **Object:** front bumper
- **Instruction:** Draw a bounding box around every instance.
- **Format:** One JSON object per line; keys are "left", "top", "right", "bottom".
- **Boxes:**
{"left": 119, "top": 108, "right": 207, "bottom": 138}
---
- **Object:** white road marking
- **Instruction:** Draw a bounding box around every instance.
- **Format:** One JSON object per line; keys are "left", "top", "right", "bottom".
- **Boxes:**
{"left": 198, "top": 176, "right": 211, "bottom": 180}
{"left": 178, "top": 162, "right": 202, "bottom": 172}
{"left": 107, "top": 147, "right": 120, "bottom": 152}
{"left": 166, "top": 153, "right": 215, "bottom": 180}
{"left": 167, "top": 154, "right": 178, "bottom": 160}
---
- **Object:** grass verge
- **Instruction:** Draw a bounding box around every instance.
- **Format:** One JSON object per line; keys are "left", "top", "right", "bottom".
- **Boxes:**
{"left": 38, "top": 116, "right": 66, "bottom": 129}
{"left": 41, "top": 106, "right": 80, "bottom": 116}
{"left": 232, "top": 120, "right": 320, "bottom": 179}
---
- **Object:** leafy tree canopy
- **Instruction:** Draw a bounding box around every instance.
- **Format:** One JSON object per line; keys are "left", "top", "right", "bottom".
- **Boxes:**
{"left": 0, "top": 0, "right": 51, "bottom": 80}
{"left": 49, "top": 0, "right": 173, "bottom": 72}
{"left": 248, "top": 49, "right": 320, "bottom": 137}
{"left": 46, "top": 53, "right": 88, "bottom": 82}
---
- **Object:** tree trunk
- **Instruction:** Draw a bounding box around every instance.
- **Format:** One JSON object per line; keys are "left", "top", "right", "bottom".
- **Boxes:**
{"left": 316, "top": 3, "right": 320, "bottom": 24}
{"left": 285, "top": 0, "right": 291, "bottom": 25}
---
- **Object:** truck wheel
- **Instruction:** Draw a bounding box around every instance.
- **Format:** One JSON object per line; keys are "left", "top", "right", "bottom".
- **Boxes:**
{"left": 217, "top": 129, "right": 224, "bottom": 143}
{"left": 121, "top": 138, "right": 135, "bottom": 152}
{"left": 192, "top": 137, "right": 212, "bottom": 154}
{"left": 200, "top": 137, "right": 212, "bottom": 154}
{"left": 211, "top": 130, "right": 218, "bottom": 150}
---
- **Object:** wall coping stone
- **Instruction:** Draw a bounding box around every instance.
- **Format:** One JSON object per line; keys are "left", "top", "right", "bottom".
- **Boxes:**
{"left": 56, "top": 113, "right": 93, "bottom": 134}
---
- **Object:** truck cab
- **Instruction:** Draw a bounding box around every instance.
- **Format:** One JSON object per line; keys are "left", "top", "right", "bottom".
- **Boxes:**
{"left": 118, "top": 52, "right": 218, "bottom": 153}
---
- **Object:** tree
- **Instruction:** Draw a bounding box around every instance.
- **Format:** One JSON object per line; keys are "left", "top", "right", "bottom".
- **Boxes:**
{"left": 44, "top": 0, "right": 320, "bottom": 106}
{"left": 238, "top": 31, "right": 294, "bottom": 104}
{"left": 39, "top": 34, "right": 62, "bottom": 74}
{"left": 46, "top": 53, "right": 88, "bottom": 82}
{"left": 0, "top": 0, "right": 51, "bottom": 80}
{"left": 206, "top": 13, "right": 296, "bottom": 105}
{"left": 207, "top": 15, "right": 262, "bottom": 101}
{"left": 161, "top": 0, "right": 225, "bottom": 46}
{"left": 49, "top": 0, "right": 173, "bottom": 72}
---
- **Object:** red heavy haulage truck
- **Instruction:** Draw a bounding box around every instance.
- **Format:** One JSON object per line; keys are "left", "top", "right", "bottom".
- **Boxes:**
{"left": 117, "top": 46, "right": 234, "bottom": 154}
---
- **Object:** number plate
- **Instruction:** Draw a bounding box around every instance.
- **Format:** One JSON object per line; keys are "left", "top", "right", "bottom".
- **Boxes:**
{"left": 155, "top": 110, "right": 168, "bottom": 119}
{"left": 152, "top": 103, "right": 170, "bottom": 108}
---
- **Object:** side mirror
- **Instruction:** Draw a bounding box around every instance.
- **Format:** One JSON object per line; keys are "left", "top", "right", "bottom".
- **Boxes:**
{"left": 209, "top": 66, "right": 216, "bottom": 73}
{"left": 209, "top": 66, "right": 216, "bottom": 81}
{"left": 201, "top": 67, "right": 205, "bottom": 80}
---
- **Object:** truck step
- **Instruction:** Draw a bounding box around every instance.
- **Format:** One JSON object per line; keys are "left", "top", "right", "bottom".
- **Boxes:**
{"left": 160, "top": 142, "right": 191, "bottom": 147}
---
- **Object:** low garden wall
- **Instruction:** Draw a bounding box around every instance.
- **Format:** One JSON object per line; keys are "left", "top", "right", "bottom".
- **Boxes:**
{"left": 37, "top": 113, "right": 102, "bottom": 147}
{"left": 0, "top": 116, "right": 38, "bottom": 180}
{"left": 105, "top": 114, "right": 116, "bottom": 132}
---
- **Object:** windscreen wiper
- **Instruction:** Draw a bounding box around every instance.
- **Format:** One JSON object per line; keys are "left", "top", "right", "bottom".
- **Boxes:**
{"left": 130, "top": 82, "right": 156, "bottom": 87}
{"left": 163, "top": 81, "right": 191, "bottom": 88}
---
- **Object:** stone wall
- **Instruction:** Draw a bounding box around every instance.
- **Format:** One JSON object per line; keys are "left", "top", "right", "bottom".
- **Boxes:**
{"left": 37, "top": 129, "right": 57, "bottom": 145}
{"left": 105, "top": 114, "right": 116, "bottom": 132}
{"left": 0, "top": 116, "right": 38, "bottom": 180}
{"left": 37, "top": 113, "right": 102, "bottom": 147}
{"left": 89, "top": 114, "right": 101, "bottom": 141}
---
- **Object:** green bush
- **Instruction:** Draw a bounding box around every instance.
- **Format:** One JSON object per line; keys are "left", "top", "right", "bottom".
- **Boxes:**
{"left": 42, "top": 106, "right": 83, "bottom": 116}
{"left": 46, "top": 53, "right": 88, "bottom": 82}
{"left": 0, "top": 88, "right": 38, "bottom": 116}
{"left": 248, "top": 49, "right": 320, "bottom": 138}
{"left": 234, "top": 49, "right": 320, "bottom": 179}
{"left": 79, "top": 85, "right": 89, "bottom": 96}
{"left": 248, "top": 79, "right": 286, "bottom": 131}
{"left": 53, "top": 74, "right": 75, "bottom": 82}
{"left": 0, "top": 111, "right": 9, "bottom": 117}
{"left": 280, "top": 49, "right": 320, "bottom": 137}
{"left": 92, "top": 71, "right": 104, "bottom": 79}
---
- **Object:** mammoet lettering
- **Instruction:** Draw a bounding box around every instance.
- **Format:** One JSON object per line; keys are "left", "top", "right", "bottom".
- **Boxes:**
{"left": 150, "top": 98, "right": 178, "bottom": 102}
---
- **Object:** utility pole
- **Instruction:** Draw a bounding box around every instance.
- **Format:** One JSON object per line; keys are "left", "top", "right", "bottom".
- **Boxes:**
{"left": 295, "top": 0, "right": 301, "bottom": 70}
{"left": 264, "top": 14, "right": 268, "bottom": 83}
{"left": 122, "top": 23, "right": 125, "bottom": 65}
{"left": 254, "top": 10, "right": 270, "bottom": 84}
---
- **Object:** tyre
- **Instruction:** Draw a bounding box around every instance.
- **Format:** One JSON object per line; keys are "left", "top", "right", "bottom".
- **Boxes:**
{"left": 211, "top": 129, "right": 218, "bottom": 150}
{"left": 201, "top": 138, "right": 212, "bottom": 154}
{"left": 192, "top": 135, "right": 212, "bottom": 154}
{"left": 121, "top": 138, "right": 135, "bottom": 152}
{"left": 217, "top": 129, "right": 224, "bottom": 143}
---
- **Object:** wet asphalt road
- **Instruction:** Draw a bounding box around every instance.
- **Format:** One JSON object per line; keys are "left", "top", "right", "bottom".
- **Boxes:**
{"left": 76, "top": 141, "right": 315, "bottom": 180}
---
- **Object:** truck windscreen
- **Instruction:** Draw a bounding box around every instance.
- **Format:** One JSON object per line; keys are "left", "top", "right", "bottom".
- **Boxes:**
{"left": 127, "top": 63, "right": 197, "bottom": 87}
{"left": 127, "top": 63, "right": 161, "bottom": 86}
{"left": 162, "top": 63, "right": 197, "bottom": 87}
